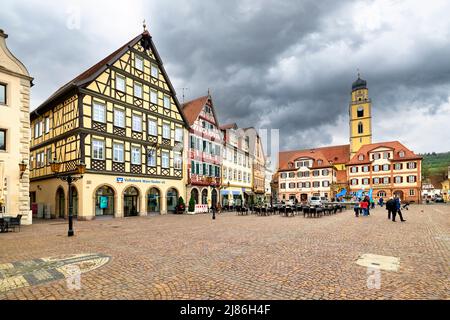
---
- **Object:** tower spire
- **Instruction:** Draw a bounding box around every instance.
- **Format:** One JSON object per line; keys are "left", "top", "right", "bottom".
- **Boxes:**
{"left": 143, "top": 19, "right": 147, "bottom": 32}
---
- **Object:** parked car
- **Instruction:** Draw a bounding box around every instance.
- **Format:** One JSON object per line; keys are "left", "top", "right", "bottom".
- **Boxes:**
{"left": 308, "top": 196, "right": 322, "bottom": 206}
{"left": 320, "top": 197, "right": 330, "bottom": 205}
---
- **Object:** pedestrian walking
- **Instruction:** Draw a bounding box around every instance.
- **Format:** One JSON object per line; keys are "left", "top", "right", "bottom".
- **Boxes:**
{"left": 354, "top": 202, "right": 360, "bottom": 217}
{"left": 386, "top": 197, "right": 395, "bottom": 220}
{"left": 393, "top": 196, "right": 406, "bottom": 222}
{"left": 360, "top": 199, "right": 369, "bottom": 216}
{"left": 378, "top": 197, "right": 384, "bottom": 207}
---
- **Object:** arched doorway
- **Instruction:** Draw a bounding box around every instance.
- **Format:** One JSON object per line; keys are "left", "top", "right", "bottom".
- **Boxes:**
{"left": 190, "top": 188, "right": 199, "bottom": 204}
{"left": 211, "top": 189, "right": 218, "bottom": 207}
{"left": 124, "top": 187, "right": 139, "bottom": 217}
{"left": 56, "top": 187, "right": 65, "bottom": 219}
{"left": 394, "top": 190, "right": 404, "bottom": 201}
{"left": 301, "top": 194, "right": 308, "bottom": 202}
{"left": 147, "top": 187, "right": 160, "bottom": 215}
{"left": 377, "top": 191, "right": 386, "bottom": 198}
{"left": 95, "top": 186, "right": 115, "bottom": 216}
{"left": 166, "top": 188, "right": 178, "bottom": 213}
{"left": 70, "top": 186, "right": 78, "bottom": 218}
{"left": 201, "top": 189, "right": 208, "bottom": 205}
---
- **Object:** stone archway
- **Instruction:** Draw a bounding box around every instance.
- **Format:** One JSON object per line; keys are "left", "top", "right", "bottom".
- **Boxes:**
{"left": 190, "top": 188, "right": 199, "bottom": 204}
{"left": 166, "top": 188, "right": 179, "bottom": 213}
{"left": 95, "top": 185, "right": 115, "bottom": 217}
{"left": 123, "top": 186, "right": 140, "bottom": 217}
{"left": 147, "top": 187, "right": 161, "bottom": 215}
{"left": 393, "top": 190, "right": 404, "bottom": 201}
{"left": 55, "top": 187, "right": 65, "bottom": 219}
{"left": 201, "top": 189, "right": 208, "bottom": 205}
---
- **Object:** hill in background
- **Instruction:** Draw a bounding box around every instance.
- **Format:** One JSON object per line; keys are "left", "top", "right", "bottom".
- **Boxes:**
{"left": 420, "top": 151, "right": 450, "bottom": 181}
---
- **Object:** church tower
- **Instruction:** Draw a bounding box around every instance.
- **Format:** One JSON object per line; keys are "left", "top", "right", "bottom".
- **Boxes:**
{"left": 349, "top": 73, "right": 372, "bottom": 157}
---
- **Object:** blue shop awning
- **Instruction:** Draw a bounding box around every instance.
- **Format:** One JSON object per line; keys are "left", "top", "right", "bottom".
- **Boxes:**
{"left": 221, "top": 190, "right": 229, "bottom": 195}
{"left": 232, "top": 191, "right": 241, "bottom": 195}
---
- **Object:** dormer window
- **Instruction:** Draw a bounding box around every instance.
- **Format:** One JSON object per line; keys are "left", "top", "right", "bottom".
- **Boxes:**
{"left": 317, "top": 159, "right": 323, "bottom": 165}
{"left": 399, "top": 151, "right": 405, "bottom": 158}
{"left": 358, "top": 154, "right": 364, "bottom": 161}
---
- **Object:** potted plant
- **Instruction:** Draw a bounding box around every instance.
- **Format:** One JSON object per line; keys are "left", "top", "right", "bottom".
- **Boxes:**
{"left": 176, "top": 196, "right": 186, "bottom": 214}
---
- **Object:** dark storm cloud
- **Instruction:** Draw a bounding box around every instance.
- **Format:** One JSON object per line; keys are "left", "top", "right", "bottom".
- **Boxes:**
{"left": 2, "top": 0, "right": 450, "bottom": 153}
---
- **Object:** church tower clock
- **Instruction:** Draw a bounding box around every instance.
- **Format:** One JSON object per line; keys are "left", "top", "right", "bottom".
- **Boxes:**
{"left": 349, "top": 73, "right": 372, "bottom": 157}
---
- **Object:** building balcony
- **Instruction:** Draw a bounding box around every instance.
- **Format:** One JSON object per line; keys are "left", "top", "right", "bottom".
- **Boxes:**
{"left": 189, "top": 174, "right": 221, "bottom": 186}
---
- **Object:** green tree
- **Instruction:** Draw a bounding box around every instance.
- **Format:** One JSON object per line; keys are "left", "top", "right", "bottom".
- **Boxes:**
{"left": 188, "top": 196, "right": 195, "bottom": 212}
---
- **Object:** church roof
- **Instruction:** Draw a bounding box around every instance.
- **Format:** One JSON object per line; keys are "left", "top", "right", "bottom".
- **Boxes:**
{"left": 352, "top": 76, "right": 367, "bottom": 91}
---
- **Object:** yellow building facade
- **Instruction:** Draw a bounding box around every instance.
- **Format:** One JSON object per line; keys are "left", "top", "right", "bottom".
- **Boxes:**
{"left": 29, "top": 29, "right": 189, "bottom": 220}
{"left": 349, "top": 75, "right": 372, "bottom": 158}
{"left": 0, "top": 29, "right": 33, "bottom": 224}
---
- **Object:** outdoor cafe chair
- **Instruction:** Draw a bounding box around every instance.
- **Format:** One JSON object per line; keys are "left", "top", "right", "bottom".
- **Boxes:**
{"left": 8, "top": 215, "right": 22, "bottom": 232}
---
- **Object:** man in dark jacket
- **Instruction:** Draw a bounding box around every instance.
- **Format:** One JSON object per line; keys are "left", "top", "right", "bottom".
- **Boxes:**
{"left": 386, "top": 197, "right": 395, "bottom": 220}
{"left": 393, "top": 196, "right": 406, "bottom": 222}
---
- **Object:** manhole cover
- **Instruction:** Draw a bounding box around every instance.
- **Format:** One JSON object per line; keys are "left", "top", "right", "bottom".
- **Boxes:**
{"left": 356, "top": 254, "right": 400, "bottom": 272}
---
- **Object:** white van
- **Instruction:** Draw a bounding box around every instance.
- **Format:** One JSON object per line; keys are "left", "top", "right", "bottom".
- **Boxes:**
{"left": 308, "top": 196, "right": 322, "bottom": 206}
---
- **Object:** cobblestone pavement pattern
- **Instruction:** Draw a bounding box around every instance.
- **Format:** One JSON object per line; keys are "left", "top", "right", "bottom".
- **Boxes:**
{"left": 0, "top": 205, "right": 448, "bottom": 299}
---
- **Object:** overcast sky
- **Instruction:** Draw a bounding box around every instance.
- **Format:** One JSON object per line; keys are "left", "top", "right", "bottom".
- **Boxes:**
{"left": 2, "top": 0, "right": 450, "bottom": 156}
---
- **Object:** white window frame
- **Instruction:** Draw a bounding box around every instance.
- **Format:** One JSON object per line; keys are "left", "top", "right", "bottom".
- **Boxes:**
{"left": 114, "top": 109, "right": 125, "bottom": 128}
{"left": 150, "top": 89, "right": 158, "bottom": 104}
{"left": 175, "top": 127, "right": 183, "bottom": 142}
{"left": 148, "top": 119, "right": 157, "bottom": 136}
{"left": 135, "top": 55, "right": 144, "bottom": 71}
{"left": 174, "top": 152, "right": 182, "bottom": 170}
{"left": 147, "top": 149, "right": 156, "bottom": 167}
{"left": 92, "top": 140, "right": 105, "bottom": 160}
{"left": 45, "top": 117, "right": 50, "bottom": 134}
{"left": 93, "top": 102, "right": 106, "bottom": 123}
{"left": 163, "top": 95, "right": 171, "bottom": 109}
{"left": 116, "top": 74, "right": 126, "bottom": 92}
{"left": 134, "top": 82, "right": 143, "bottom": 99}
{"left": 151, "top": 64, "right": 158, "bottom": 78}
{"left": 162, "top": 123, "right": 171, "bottom": 139}
{"left": 113, "top": 143, "right": 124, "bottom": 163}
{"left": 132, "top": 114, "right": 142, "bottom": 132}
{"left": 131, "top": 146, "right": 141, "bottom": 165}
{"left": 162, "top": 151, "right": 170, "bottom": 169}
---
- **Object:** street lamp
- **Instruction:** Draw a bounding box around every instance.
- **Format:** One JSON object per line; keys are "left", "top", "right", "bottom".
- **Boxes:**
{"left": 19, "top": 160, "right": 27, "bottom": 178}
{"left": 50, "top": 159, "right": 86, "bottom": 237}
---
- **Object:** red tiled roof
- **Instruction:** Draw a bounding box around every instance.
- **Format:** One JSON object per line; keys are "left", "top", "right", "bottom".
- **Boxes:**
{"left": 182, "top": 95, "right": 209, "bottom": 126}
{"left": 347, "top": 141, "right": 422, "bottom": 165}
{"left": 220, "top": 123, "right": 237, "bottom": 130}
{"left": 278, "top": 144, "right": 350, "bottom": 170}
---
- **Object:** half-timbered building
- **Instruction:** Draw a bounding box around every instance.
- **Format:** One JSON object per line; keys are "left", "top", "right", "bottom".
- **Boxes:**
{"left": 29, "top": 29, "right": 189, "bottom": 220}
{"left": 182, "top": 94, "right": 222, "bottom": 210}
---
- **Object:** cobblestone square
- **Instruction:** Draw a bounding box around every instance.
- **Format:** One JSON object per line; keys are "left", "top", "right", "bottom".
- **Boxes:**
{"left": 0, "top": 205, "right": 449, "bottom": 300}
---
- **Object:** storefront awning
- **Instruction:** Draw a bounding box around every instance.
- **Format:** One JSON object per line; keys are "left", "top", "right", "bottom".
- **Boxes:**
{"left": 232, "top": 191, "right": 241, "bottom": 195}
{"left": 221, "top": 190, "right": 229, "bottom": 195}
{"left": 244, "top": 191, "right": 254, "bottom": 195}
